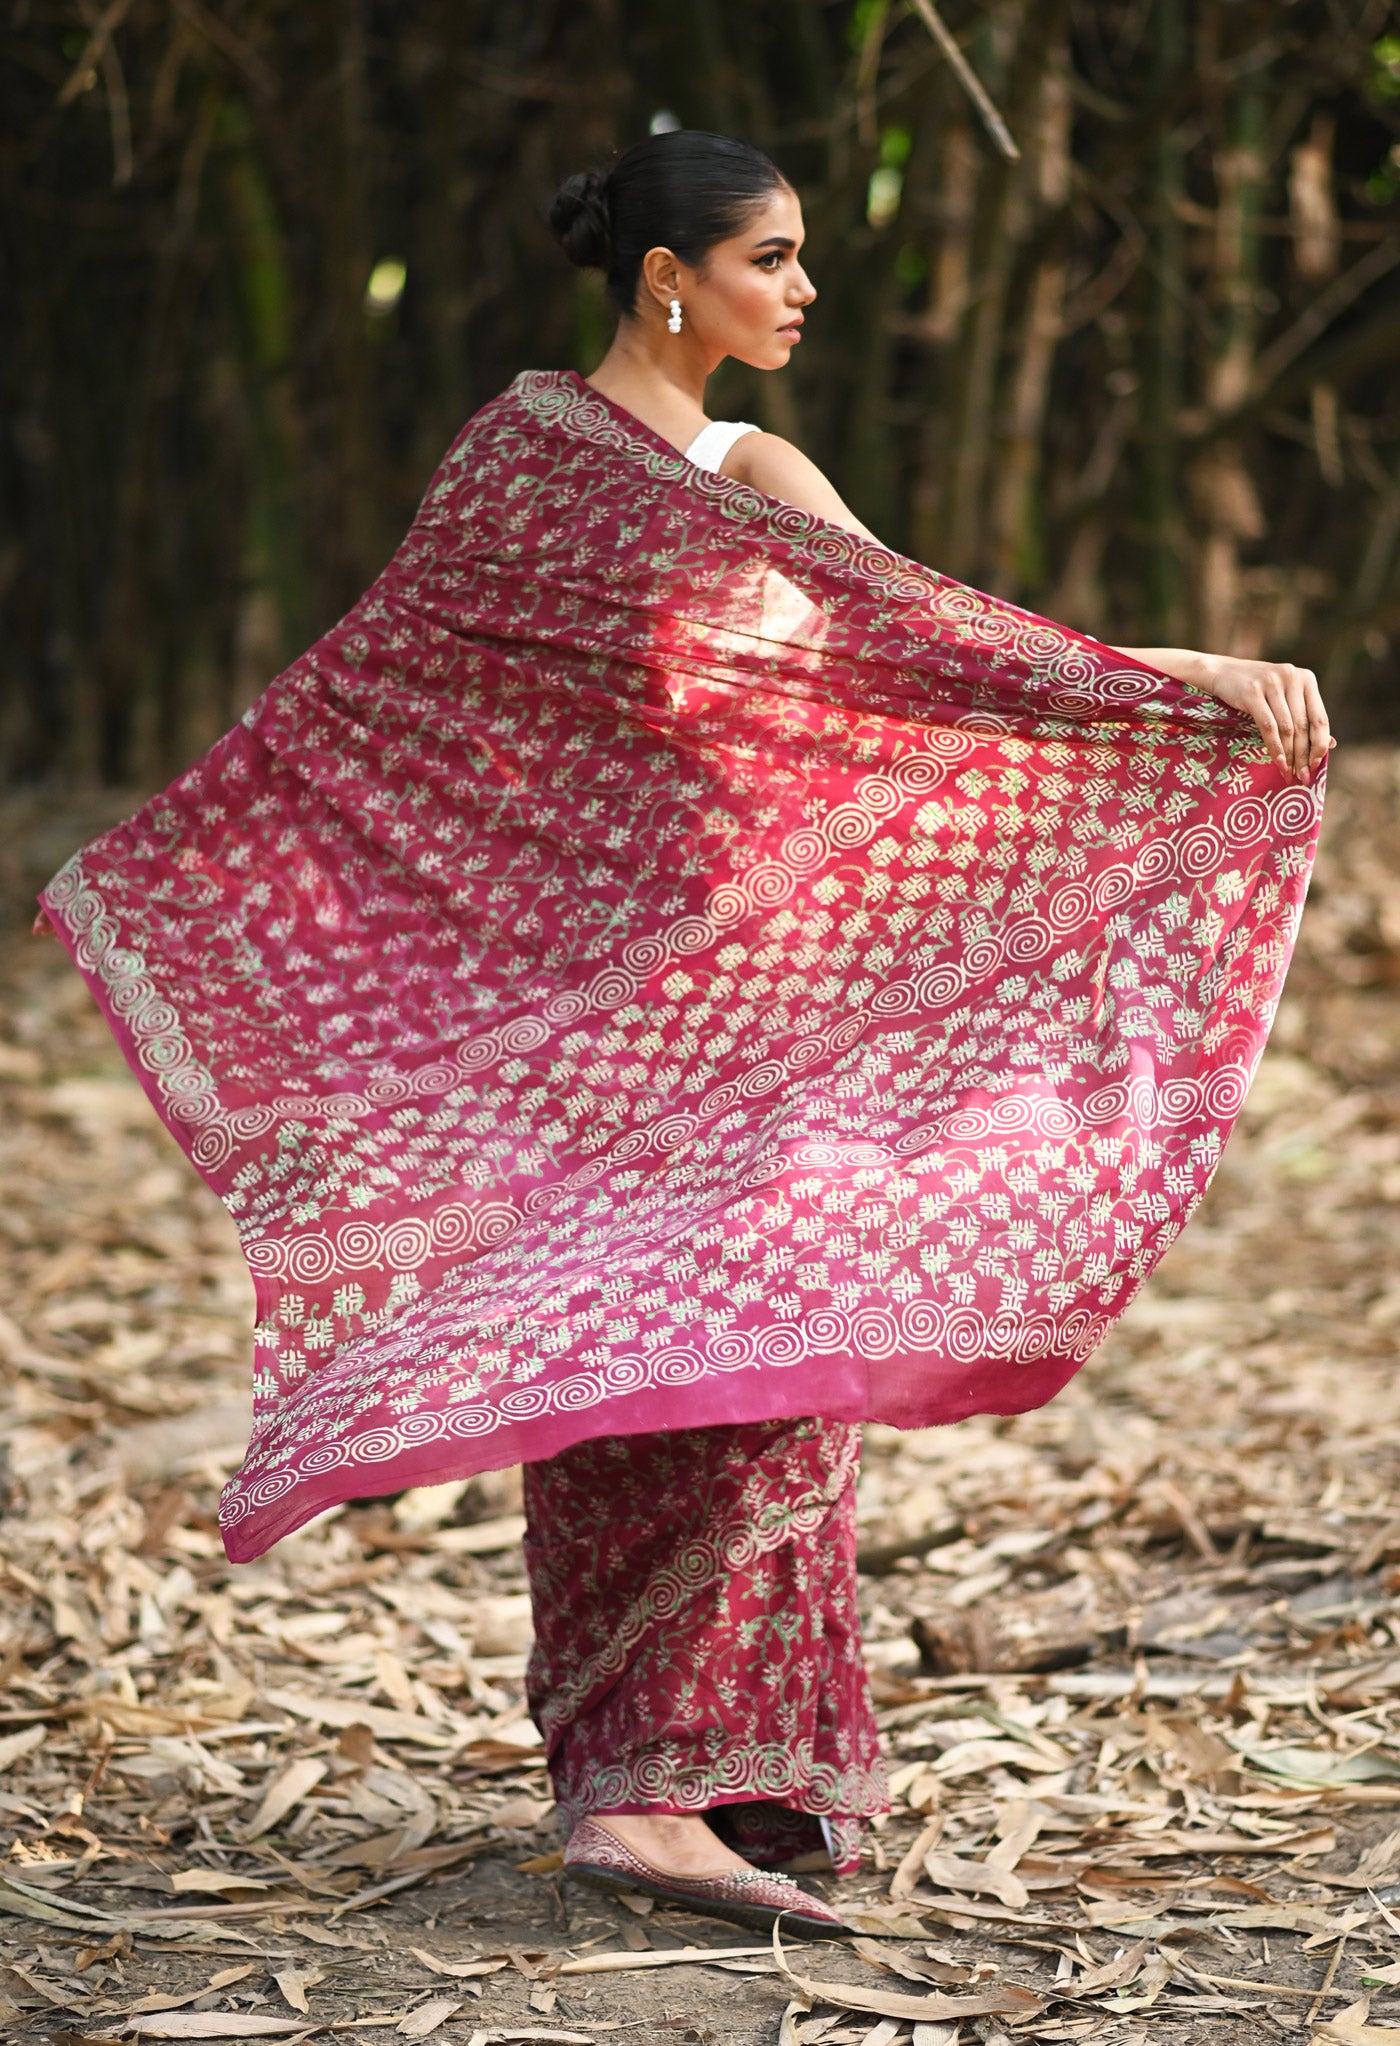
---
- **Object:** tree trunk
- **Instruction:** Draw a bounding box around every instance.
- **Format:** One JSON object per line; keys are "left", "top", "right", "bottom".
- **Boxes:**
{"left": 989, "top": 39, "right": 1072, "bottom": 596}
{"left": 1194, "top": 49, "right": 1268, "bottom": 654}
{"left": 934, "top": 0, "right": 1070, "bottom": 585}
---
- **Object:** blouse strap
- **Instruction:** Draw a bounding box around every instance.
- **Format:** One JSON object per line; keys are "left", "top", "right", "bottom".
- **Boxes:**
{"left": 685, "top": 420, "right": 761, "bottom": 473}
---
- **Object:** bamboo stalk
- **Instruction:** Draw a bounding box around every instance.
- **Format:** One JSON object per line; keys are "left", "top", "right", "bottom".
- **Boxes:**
{"left": 933, "top": 0, "right": 1069, "bottom": 582}
{"left": 1138, "top": 0, "right": 1188, "bottom": 641}
{"left": 1196, "top": 57, "right": 1269, "bottom": 655}
{"left": 905, "top": 0, "right": 1020, "bottom": 162}
{"left": 990, "top": 40, "right": 1072, "bottom": 594}
{"left": 56, "top": 0, "right": 137, "bottom": 106}
{"left": 220, "top": 95, "right": 312, "bottom": 685}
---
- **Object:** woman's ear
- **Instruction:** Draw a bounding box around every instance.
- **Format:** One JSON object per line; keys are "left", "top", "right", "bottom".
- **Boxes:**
{"left": 639, "top": 246, "right": 682, "bottom": 316}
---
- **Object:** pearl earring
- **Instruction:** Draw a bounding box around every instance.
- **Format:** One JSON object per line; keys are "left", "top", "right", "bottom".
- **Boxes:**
{"left": 667, "top": 297, "right": 683, "bottom": 334}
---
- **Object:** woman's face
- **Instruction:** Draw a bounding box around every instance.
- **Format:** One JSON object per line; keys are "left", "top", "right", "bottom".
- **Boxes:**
{"left": 652, "top": 185, "right": 816, "bottom": 371}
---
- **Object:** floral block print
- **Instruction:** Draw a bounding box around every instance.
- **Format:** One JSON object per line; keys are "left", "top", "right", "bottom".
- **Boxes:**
{"left": 522, "top": 1415, "right": 886, "bottom": 1872}
{"left": 37, "top": 369, "right": 1325, "bottom": 1560}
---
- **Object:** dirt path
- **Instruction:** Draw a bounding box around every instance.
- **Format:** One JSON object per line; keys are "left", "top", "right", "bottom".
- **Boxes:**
{"left": 1, "top": 752, "right": 1398, "bottom": 2045}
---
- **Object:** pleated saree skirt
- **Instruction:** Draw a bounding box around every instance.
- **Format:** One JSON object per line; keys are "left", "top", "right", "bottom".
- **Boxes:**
{"left": 521, "top": 1415, "right": 889, "bottom": 1872}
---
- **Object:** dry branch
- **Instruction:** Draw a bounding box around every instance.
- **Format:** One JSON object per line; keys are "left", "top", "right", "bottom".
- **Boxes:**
{"left": 905, "top": 0, "right": 1020, "bottom": 160}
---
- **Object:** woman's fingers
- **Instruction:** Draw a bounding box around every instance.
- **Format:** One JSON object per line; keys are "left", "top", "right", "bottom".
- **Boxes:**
{"left": 1258, "top": 664, "right": 1328, "bottom": 781}
{"left": 1284, "top": 668, "right": 1311, "bottom": 778}
{"left": 1278, "top": 664, "right": 1328, "bottom": 779}
{"left": 1259, "top": 671, "right": 1297, "bottom": 777}
{"left": 1301, "top": 667, "right": 1332, "bottom": 767}
{"left": 1244, "top": 679, "right": 1288, "bottom": 773}
{"left": 1186, "top": 651, "right": 1333, "bottom": 781}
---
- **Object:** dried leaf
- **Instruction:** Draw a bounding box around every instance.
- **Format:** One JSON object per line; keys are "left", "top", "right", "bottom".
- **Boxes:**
{"left": 262, "top": 1688, "right": 455, "bottom": 1748}
{"left": 271, "top": 1967, "right": 322, "bottom": 2014}
{"left": 555, "top": 1944, "right": 772, "bottom": 1976}
{"left": 986, "top": 1798, "right": 1043, "bottom": 1876}
{"left": 1, "top": 1961, "right": 77, "bottom": 2007}
{"left": 844, "top": 1904, "right": 943, "bottom": 1939}
{"left": 456, "top": 2033, "right": 593, "bottom": 2043}
{"left": 849, "top": 1938, "right": 975, "bottom": 1987}
{"left": 1354, "top": 1517, "right": 1400, "bottom": 1574}
{"left": 239, "top": 1755, "right": 330, "bottom": 1840}
{"left": 409, "top": 1949, "right": 509, "bottom": 1982}
{"left": 1313, "top": 1999, "right": 1400, "bottom": 2045}
{"left": 770, "top": 1921, "right": 1040, "bottom": 2023}
{"left": 1070, "top": 1937, "right": 1150, "bottom": 1994}
{"left": 430, "top": 1514, "right": 528, "bottom": 1555}
{"left": 168, "top": 1870, "right": 270, "bottom": 1896}
{"left": 83, "top": 1701, "right": 223, "bottom": 1738}
{"left": 890, "top": 1816, "right": 944, "bottom": 1902}
{"left": 0, "top": 1873, "right": 127, "bottom": 1929}
{"left": 112, "top": 1399, "right": 255, "bottom": 1484}
{"left": 0, "top": 1722, "right": 45, "bottom": 1771}
{"left": 1349, "top": 1826, "right": 1400, "bottom": 1883}
{"left": 777, "top": 2003, "right": 812, "bottom": 2046}
{"left": 922, "top": 1850, "right": 1029, "bottom": 1911}
{"left": 124, "top": 1968, "right": 256, "bottom": 2016}
{"left": 932, "top": 1739, "right": 1068, "bottom": 1780}
{"left": 335, "top": 1723, "right": 377, "bottom": 1770}
{"left": 395, "top": 1999, "right": 462, "bottom": 2038}
{"left": 489, "top": 1794, "right": 554, "bottom": 1830}
{"left": 1250, "top": 1748, "right": 1400, "bottom": 1788}
{"left": 391, "top": 1481, "right": 472, "bottom": 1533}
{"left": 1145, "top": 1825, "right": 1335, "bottom": 1859}
{"left": 104, "top": 2020, "right": 315, "bottom": 2039}
{"left": 456, "top": 1738, "right": 548, "bottom": 1773}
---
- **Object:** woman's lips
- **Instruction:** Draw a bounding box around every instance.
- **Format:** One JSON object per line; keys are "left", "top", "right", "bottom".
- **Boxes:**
{"left": 777, "top": 321, "right": 803, "bottom": 342}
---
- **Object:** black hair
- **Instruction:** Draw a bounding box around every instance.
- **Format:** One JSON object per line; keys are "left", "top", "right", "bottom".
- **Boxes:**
{"left": 548, "top": 129, "right": 789, "bottom": 318}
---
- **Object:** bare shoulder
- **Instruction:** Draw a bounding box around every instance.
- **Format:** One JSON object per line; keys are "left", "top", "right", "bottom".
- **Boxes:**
{"left": 722, "top": 432, "right": 876, "bottom": 540}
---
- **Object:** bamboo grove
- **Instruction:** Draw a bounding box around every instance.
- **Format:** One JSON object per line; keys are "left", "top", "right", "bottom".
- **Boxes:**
{"left": 4, "top": 0, "right": 1399, "bottom": 789}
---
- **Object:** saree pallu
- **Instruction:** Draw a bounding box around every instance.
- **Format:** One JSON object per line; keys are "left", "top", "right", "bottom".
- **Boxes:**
{"left": 522, "top": 1415, "right": 885, "bottom": 1869}
{"left": 37, "top": 369, "right": 1326, "bottom": 1563}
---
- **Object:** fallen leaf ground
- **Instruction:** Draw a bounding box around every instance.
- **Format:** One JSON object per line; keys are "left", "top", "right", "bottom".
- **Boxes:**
{"left": 1, "top": 751, "right": 1398, "bottom": 2046}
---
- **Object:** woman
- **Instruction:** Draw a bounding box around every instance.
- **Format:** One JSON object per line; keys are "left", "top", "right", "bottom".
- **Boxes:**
{"left": 40, "top": 129, "right": 1330, "bottom": 1939}
{"left": 530, "top": 130, "right": 1333, "bottom": 1929}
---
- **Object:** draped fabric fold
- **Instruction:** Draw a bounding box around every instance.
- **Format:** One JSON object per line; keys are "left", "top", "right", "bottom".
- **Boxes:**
{"left": 38, "top": 369, "right": 1324, "bottom": 1563}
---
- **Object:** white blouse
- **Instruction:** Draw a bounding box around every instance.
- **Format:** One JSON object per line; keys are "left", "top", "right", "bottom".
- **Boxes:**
{"left": 685, "top": 419, "right": 760, "bottom": 473}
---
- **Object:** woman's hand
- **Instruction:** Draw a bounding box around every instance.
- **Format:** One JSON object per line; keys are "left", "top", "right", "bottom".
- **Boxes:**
{"left": 1114, "top": 646, "right": 1334, "bottom": 785}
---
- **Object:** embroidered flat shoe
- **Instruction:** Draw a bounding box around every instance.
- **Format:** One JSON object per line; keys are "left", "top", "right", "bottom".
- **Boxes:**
{"left": 562, "top": 1816, "right": 848, "bottom": 1939}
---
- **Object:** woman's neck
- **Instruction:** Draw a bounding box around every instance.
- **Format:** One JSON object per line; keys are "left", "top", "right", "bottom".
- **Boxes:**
{"left": 584, "top": 320, "right": 720, "bottom": 452}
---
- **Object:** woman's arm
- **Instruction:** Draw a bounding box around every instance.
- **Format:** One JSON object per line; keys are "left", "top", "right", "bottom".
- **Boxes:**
{"left": 1114, "top": 646, "right": 1332, "bottom": 784}
{"left": 724, "top": 433, "right": 880, "bottom": 542}
{"left": 717, "top": 438, "right": 1333, "bottom": 786}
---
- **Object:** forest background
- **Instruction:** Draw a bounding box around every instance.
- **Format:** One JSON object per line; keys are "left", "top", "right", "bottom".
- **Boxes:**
{"left": 3, "top": 0, "right": 1400, "bottom": 796}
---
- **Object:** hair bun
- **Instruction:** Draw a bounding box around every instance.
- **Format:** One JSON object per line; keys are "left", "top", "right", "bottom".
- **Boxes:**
{"left": 548, "top": 168, "right": 612, "bottom": 271}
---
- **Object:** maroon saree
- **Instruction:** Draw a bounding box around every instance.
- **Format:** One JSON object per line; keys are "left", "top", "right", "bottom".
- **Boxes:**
{"left": 39, "top": 368, "right": 1324, "bottom": 1564}
{"left": 523, "top": 1416, "right": 883, "bottom": 1867}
